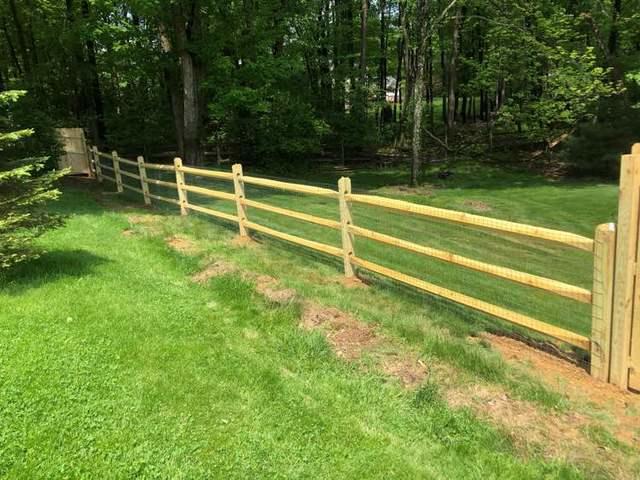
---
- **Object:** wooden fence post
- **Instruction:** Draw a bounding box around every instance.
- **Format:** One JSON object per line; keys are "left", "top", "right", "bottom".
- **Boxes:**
{"left": 112, "top": 150, "right": 123, "bottom": 193}
{"left": 610, "top": 144, "right": 640, "bottom": 390}
{"left": 137, "top": 156, "right": 151, "bottom": 205}
{"left": 174, "top": 157, "right": 188, "bottom": 215}
{"left": 232, "top": 163, "right": 249, "bottom": 237}
{"left": 590, "top": 223, "right": 616, "bottom": 382}
{"left": 92, "top": 146, "right": 102, "bottom": 183}
{"left": 338, "top": 176, "right": 355, "bottom": 278}
{"left": 85, "top": 141, "right": 95, "bottom": 179}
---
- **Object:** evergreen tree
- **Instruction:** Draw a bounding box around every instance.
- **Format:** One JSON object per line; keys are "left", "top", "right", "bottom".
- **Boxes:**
{"left": 0, "top": 90, "right": 65, "bottom": 269}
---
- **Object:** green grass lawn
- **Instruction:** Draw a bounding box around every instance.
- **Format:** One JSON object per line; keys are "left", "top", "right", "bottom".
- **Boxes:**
{"left": 129, "top": 159, "right": 618, "bottom": 340}
{"left": 0, "top": 185, "right": 599, "bottom": 479}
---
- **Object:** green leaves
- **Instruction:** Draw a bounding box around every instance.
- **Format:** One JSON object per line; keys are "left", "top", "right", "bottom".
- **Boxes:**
{"left": 0, "top": 91, "right": 66, "bottom": 269}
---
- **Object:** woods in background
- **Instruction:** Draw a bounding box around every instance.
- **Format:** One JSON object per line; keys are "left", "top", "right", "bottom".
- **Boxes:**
{"left": 1, "top": 0, "right": 639, "bottom": 182}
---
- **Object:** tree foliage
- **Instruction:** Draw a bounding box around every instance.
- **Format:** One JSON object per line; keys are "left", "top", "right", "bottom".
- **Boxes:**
{"left": 0, "top": 0, "right": 638, "bottom": 178}
{"left": 0, "top": 90, "right": 65, "bottom": 269}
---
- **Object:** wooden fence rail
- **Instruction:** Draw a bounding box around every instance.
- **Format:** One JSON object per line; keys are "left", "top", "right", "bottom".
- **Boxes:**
{"left": 88, "top": 145, "right": 640, "bottom": 391}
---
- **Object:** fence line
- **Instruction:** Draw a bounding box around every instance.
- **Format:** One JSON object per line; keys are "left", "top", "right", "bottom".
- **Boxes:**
{"left": 88, "top": 145, "right": 640, "bottom": 390}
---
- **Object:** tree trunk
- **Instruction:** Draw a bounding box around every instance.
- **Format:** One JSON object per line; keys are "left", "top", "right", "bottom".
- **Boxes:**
{"left": 158, "top": 22, "right": 185, "bottom": 158}
{"left": 81, "top": 0, "right": 106, "bottom": 144}
{"left": 2, "top": 19, "right": 22, "bottom": 76}
{"left": 8, "top": 0, "right": 30, "bottom": 76}
{"left": 608, "top": 0, "right": 621, "bottom": 56}
{"left": 410, "top": 0, "right": 429, "bottom": 187}
{"left": 180, "top": 49, "right": 201, "bottom": 165}
{"left": 393, "top": 36, "right": 404, "bottom": 124}
{"left": 360, "top": 0, "right": 368, "bottom": 83}
{"left": 446, "top": 6, "right": 461, "bottom": 129}
{"left": 461, "top": 95, "right": 467, "bottom": 123}
{"left": 357, "top": 0, "right": 368, "bottom": 120}
{"left": 378, "top": 0, "right": 387, "bottom": 127}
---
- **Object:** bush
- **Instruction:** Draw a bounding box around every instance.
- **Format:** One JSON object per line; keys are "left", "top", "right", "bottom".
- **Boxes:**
{"left": 560, "top": 96, "right": 640, "bottom": 178}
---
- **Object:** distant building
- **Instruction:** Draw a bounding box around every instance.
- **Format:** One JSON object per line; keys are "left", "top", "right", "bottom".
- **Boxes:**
{"left": 385, "top": 76, "right": 397, "bottom": 103}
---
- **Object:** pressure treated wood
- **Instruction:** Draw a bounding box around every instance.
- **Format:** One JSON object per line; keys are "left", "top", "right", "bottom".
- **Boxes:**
{"left": 351, "top": 256, "right": 591, "bottom": 350}
{"left": 244, "top": 220, "right": 342, "bottom": 258}
{"left": 609, "top": 149, "right": 640, "bottom": 390}
{"left": 117, "top": 157, "right": 138, "bottom": 167}
{"left": 348, "top": 193, "right": 594, "bottom": 251}
{"left": 147, "top": 192, "right": 180, "bottom": 205}
{"left": 174, "top": 158, "right": 188, "bottom": 215}
{"left": 241, "top": 198, "right": 340, "bottom": 229}
{"left": 242, "top": 175, "right": 339, "bottom": 198}
{"left": 349, "top": 224, "right": 591, "bottom": 303}
{"left": 97, "top": 151, "right": 116, "bottom": 160}
{"left": 590, "top": 223, "right": 617, "bottom": 381}
{"left": 179, "top": 165, "right": 234, "bottom": 180}
{"left": 232, "top": 164, "right": 249, "bottom": 237}
{"left": 338, "top": 177, "right": 355, "bottom": 278}
{"left": 187, "top": 202, "right": 239, "bottom": 223}
{"left": 89, "top": 148, "right": 601, "bottom": 370}
{"left": 144, "top": 162, "right": 176, "bottom": 171}
{"left": 119, "top": 170, "right": 140, "bottom": 180}
{"left": 137, "top": 156, "right": 151, "bottom": 205}
{"left": 92, "top": 147, "right": 102, "bottom": 183}
{"left": 630, "top": 149, "right": 640, "bottom": 391}
{"left": 112, "top": 151, "right": 123, "bottom": 193}
{"left": 146, "top": 178, "right": 178, "bottom": 189}
{"left": 101, "top": 165, "right": 115, "bottom": 172}
{"left": 122, "top": 183, "right": 143, "bottom": 194}
{"left": 182, "top": 184, "right": 235, "bottom": 201}
{"left": 101, "top": 174, "right": 116, "bottom": 183}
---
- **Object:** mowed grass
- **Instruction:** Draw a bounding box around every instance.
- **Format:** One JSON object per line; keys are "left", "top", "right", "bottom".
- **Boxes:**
{"left": 131, "top": 159, "right": 618, "bottom": 340}
{"left": 0, "top": 187, "right": 588, "bottom": 478}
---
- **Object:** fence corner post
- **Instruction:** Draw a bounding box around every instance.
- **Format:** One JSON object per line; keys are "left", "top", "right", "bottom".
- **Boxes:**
{"left": 231, "top": 164, "right": 249, "bottom": 237}
{"left": 137, "top": 156, "right": 151, "bottom": 205}
{"left": 92, "top": 146, "right": 102, "bottom": 183}
{"left": 590, "top": 222, "right": 616, "bottom": 382}
{"left": 112, "top": 150, "right": 123, "bottom": 193}
{"left": 173, "top": 157, "right": 188, "bottom": 215}
{"left": 338, "top": 176, "right": 355, "bottom": 278}
{"left": 609, "top": 144, "right": 640, "bottom": 390}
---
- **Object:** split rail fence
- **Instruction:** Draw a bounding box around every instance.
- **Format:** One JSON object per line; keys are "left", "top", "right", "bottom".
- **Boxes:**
{"left": 88, "top": 144, "right": 640, "bottom": 391}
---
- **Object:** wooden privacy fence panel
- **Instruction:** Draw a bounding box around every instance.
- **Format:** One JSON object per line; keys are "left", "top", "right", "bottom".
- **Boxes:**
{"left": 57, "top": 128, "right": 91, "bottom": 175}
{"left": 89, "top": 146, "right": 640, "bottom": 390}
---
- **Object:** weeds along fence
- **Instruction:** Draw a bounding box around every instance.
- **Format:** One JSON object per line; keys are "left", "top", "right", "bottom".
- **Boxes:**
{"left": 89, "top": 145, "right": 640, "bottom": 391}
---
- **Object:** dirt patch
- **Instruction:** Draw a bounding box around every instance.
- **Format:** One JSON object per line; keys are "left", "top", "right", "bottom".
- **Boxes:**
{"left": 127, "top": 214, "right": 164, "bottom": 235}
{"left": 191, "top": 260, "right": 238, "bottom": 283}
{"left": 484, "top": 333, "right": 640, "bottom": 446}
{"left": 300, "top": 302, "right": 427, "bottom": 385}
{"left": 165, "top": 235, "right": 200, "bottom": 255}
{"left": 231, "top": 235, "right": 258, "bottom": 248}
{"left": 381, "top": 356, "right": 428, "bottom": 388}
{"left": 253, "top": 274, "right": 297, "bottom": 304}
{"left": 445, "top": 384, "right": 637, "bottom": 478}
{"left": 376, "top": 185, "right": 435, "bottom": 197}
{"left": 301, "top": 303, "right": 379, "bottom": 360}
{"left": 339, "top": 276, "right": 369, "bottom": 289}
{"left": 127, "top": 214, "right": 164, "bottom": 225}
{"left": 463, "top": 199, "right": 492, "bottom": 212}
{"left": 122, "top": 228, "right": 135, "bottom": 237}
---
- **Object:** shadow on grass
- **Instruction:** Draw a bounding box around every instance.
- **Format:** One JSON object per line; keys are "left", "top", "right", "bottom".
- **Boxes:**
{"left": 0, "top": 249, "right": 109, "bottom": 295}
